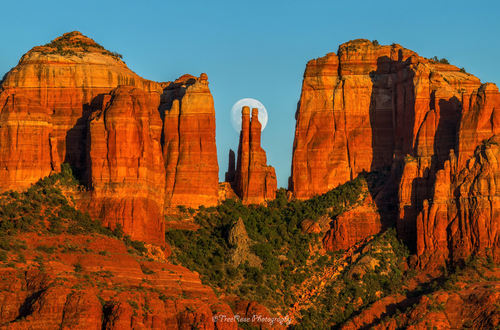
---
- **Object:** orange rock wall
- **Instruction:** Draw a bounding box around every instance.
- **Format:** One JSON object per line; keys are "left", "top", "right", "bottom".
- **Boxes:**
{"left": 323, "top": 195, "right": 382, "bottom": 251}
{"left": 0, "top": 87, "right": 52, "bottom": 190}
{"left": 160, "top": 74, "right": 219, "bottom": 209}
{"left": 292, "top": 39, "right": 500, "bottom": 267}
{"left": 234, "top": 107, "right": 277, "bottom": 204}
{"left": 0, "top": 32, "right": 161, "bottom": 190}
{"left": 82, "top": 86, "right": 166, "bottom": 244}
{"left": 0, "top": 33, "right": 223, "bottom": 243}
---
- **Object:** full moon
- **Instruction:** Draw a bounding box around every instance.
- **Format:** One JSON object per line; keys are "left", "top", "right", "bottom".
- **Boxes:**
{"left": 230, "top": 98, "right": 268, "bottom": 132}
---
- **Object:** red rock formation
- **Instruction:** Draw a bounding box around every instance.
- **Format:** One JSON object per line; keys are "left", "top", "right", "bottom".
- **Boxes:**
{"left": 81, "top": 86, "right": 166, "bottom": 244}
{"left": 234, "top": 107, "right": 277, "bottom": 204}
{"left": 0, "top": 233, "right": 238, "bottom": 330}
{"left": 323, "top": 195, "right": 382, "bottom": 251}
{"left": 160, "top": 74, "right": 219, "bottom": 209}
{"left": 0, "top": 31, "right": 161, "bottom": 191}
{"left": 0, "top": 87, "right": 52, "bottom": 190}
{"left": 290, "top": 41, "right": 417, "bottom": 199}
{"left": 291, "top": 39, "right": 500, "bottom": 267}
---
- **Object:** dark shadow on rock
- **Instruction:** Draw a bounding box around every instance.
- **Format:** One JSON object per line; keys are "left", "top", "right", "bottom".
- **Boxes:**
{"left": 64, "top": 93, "right": 107, "bottom": 185}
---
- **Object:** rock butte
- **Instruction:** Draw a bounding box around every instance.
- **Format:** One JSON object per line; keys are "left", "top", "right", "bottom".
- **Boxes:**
{"left": 230, "top": 106, "right": 277, "bottom": 204}
{"left": 160, "top": 73, "right": 219, "bottom": 209}
{"left": 0, "top": 32, "right": 219, "bottom": 243}
{"left": 291, "top": 38, "right": 500, "bottom": 268}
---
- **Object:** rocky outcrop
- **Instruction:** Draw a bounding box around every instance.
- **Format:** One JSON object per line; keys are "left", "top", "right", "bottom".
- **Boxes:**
{"left": 0, "top": 32, "right": 224, "bottom": 243}
{"left": 234, "top": 106, "right": 277, "bottom": 204}
{"left": 160, "top": 74, "right": 219, "bottom": 209}
{"left": 290, "top": 41, "right": 418, "bottom": 199}
{"left": 81, "top": 86, "right": 166, "bottom": 244}
{"left": 227, "top": 217, "right": 261, "bottom": 267}
{"left": 0, "top": 233, "right": 238, "bottom": 330}
{"left": 291, "top": 39, "right": 500, "bottom": 267}
{"left": 0, "top": 31, "right": 161, "bottom": 191}
{"left": 323, "top": 195, "right": 382, "bottom": 252}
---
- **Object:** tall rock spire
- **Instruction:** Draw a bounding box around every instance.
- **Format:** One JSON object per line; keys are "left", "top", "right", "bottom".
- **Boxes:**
{"left": 234, "top": 107, "right": 277, "bottom": 204}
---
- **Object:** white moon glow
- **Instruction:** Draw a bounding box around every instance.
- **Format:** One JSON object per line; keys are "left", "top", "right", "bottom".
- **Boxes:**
{"left": 230, "top": 98, "right": 268, "bottom": 132}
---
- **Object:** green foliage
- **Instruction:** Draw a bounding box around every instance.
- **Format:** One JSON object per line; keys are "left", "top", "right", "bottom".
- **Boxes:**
{"left": 128, "top": 300, "right": 139, "bottom": 309}
{"left": 124, "top": 236, "right": 148, "bottom": 255}
{"left": 166, "top": 175, "right": 369, "bottom": 312}
{"left": 141, "top": 264, "right": 156, "bottom": 275}
{"left": 0, "top": 164, "right": 130, "bottom": 242}
{"left": 74, "top": 261, "right": 83, "bottom": 272}
{"left": 36, "top": 245, "right": 57, "bottom": 254}
{"left": 113, "top": 223, "right": 124, "bottom": 239}
{"left": 294, "top": 229, "right": 409, "bottom": 328}
{"left": 430, "top": 56, "right": 450, "bottom": 64}
{"left": 404, "top": 155, "right": 417, "bottom": 163}
{"left": 372, "top": 40, "right": 379, "bottom": 46}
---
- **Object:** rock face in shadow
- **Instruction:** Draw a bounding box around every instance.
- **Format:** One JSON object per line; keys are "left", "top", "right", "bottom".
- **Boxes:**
{"left": 0, "top": 31, "right": 161, "bottom": 191}
{"left": 234, "top": 107, "right": 277, "bottom": 204}
{"left": 160, "top": 74, "right": 219, "bottom": 209}
{"left": 82, "top": 86, "right": 166, "bottom": 244}
{"left": 291, "top": 39, "right": 500, "bottom": 268}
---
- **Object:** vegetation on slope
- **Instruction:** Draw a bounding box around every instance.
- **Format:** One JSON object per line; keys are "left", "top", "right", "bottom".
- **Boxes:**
{"left": 166, "top": 176, "right": 368, "bottom": 314}
{"left": 292, "top": 229, "right": 410, "bottom": 329}
{"left": 0, "top": 164, "right": 148, "bottom": 263}
{"left": 37, "top": 31, "right": 124, "bottom": 61}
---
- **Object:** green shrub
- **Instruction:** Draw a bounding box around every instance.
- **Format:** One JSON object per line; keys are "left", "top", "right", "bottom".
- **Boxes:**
{"left": 74, "top": 261, "right": 83, "bottom": 272}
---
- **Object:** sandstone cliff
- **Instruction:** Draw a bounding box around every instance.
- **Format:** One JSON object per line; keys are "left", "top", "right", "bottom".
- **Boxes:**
{"left": 291, "top": 39, "right": 500, "bottom": 268}
{"left": 0, "top": 32, "right": 223, "bottom": 242}
{"left": 82, "top": 86, "right": 166, "bottom": 244}
{"left": 160, "top": 74, "right": 219, "bottom": 209}
{"left": 234, "top": 106, "right": 277, "bottom": 204}
{"left": 0, "top": 31, "right": 161, "bottom": 191}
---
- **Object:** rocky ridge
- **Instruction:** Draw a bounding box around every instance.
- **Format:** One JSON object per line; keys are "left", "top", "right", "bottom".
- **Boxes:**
{"left": 291, "top": 38, "right": 500, "bottom": 268}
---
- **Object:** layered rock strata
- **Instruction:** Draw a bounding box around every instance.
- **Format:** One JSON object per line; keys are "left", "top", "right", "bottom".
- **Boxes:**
{"left": 234, "top": 107, "right": 277, "bottom": 204}
{"left": 0, "top": 233, "right": 239, "bottom": 330}
{"left": 160, "top": 74, "right": 219, "bottom": 209}
{"left": 82, "top": 86, "right": 166, "bottom": 244}
{"left": 0, "top": 31, "right": 160, "bottom": 191}
{"left": 291, "top": 39, "right": 500, "bottom": 267}
{"left": 0, "top": 33, "right": 223, "bottom": 242}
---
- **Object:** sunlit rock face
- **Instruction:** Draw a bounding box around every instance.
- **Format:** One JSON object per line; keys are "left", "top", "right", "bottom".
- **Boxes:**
{"left": 0, "top": 31, "right": 161, "bottom": 191}
{"left": 234, "top": 107, "right": 277, "bottom": 204}
{"left": 160, "top": 74, "right": 219, "bottom": 209}
{"left": 291, "top": 39, "right": 500, "bottom": 268}
{"left": 83, "top": 86, "right": 166, "bottom": 244}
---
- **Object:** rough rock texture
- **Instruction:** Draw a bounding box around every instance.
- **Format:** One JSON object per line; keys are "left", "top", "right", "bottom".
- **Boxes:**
{"left": 160, "top": 74, "right": 219, "bottom": 209}
{"left": 366, "top": 284, "right": 500, "bottom": 330}
{"left": 291, "top": 39, "right": 500, "bottom": 268}
{"left": 234, "top": 107, "right": 277, "bottom": 204}
{"left": 81, "top": 86, "right": 166, "bottom": 244}
{"left": 0, "top": 233, "right": 239, "bottom": 330}
{"left": 227, "top": 218, "right": 261, "bottom": 267}
{"left": 0, "top": 87, "right": 52, "bottom": 190}
{"left": 0, "top": 31, "right": 161, "bottom": 191}
{"left": 323, "top": 195, "right": 382, "bottom": 251}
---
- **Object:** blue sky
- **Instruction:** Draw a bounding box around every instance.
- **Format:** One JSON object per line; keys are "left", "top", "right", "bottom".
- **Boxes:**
{"left": 1, "top": 0, "right": 499, "bottom": 188}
